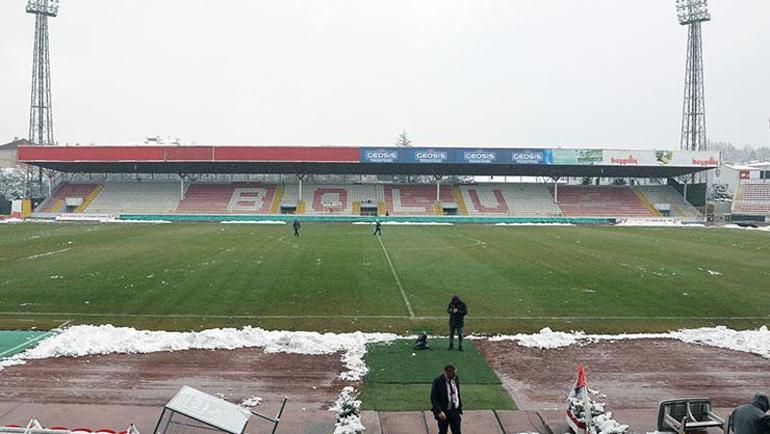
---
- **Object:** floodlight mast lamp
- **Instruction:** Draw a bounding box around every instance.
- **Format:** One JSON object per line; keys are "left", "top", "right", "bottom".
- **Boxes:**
{"left": 677, "top": 0, "right": 710, "bottom": 154}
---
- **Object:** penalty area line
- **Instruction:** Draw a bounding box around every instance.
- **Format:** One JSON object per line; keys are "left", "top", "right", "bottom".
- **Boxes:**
{"left": 376, "top": 235, "right": 415, "bottom": 319}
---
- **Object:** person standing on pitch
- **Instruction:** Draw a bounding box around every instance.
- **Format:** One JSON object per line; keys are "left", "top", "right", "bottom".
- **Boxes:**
{"left": 728, "top": 393, "right": 770, "bottom": 434}
{"left": 430, "top": 364, "right": 463, "bottom": 434}
{"left": 447, "top": 295, "right": 467, "bottom": 351}
{"left": 292, "top": 218, "right": 301, "bottom": 237}
{"left": 373, "top": 219, "right": 382, "bottom": 236}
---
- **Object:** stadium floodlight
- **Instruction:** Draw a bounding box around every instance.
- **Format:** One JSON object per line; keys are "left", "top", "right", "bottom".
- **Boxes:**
{"left": 26, "top": 0, "right": 59, "bottom": 17}
{"left": 676, "top": 0, "right": 710, "bottom": 25}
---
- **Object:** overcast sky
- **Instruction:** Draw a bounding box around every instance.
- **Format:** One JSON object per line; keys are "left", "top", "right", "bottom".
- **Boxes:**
{"left": 1, "top": 0, "right": 769, "bottom": 149}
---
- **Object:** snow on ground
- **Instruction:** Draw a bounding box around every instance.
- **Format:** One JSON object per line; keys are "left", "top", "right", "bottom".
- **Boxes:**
{"left": 494, "top": 223, "right": 574, "bottom": 226}
{"left": 352, "top": 221, "right": 454, "bottom": 226}
{"left": 0, "top": 218, "right": 23, "bottom": 224}
{"left": 221, "top": 220, "right": 287, "bottom": 225}
{"left": 615, "top": 220, "right": 704, "bottom": 228}
{"left": 488, "top": 326, "right": 770, "bottom": 358}
{"left": 0, "top": 325, "right": 399, "bottom": 381}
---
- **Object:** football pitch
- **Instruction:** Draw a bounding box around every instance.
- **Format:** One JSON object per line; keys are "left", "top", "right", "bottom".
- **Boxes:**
{"left": 1, "top": 222, "right": 769, "bottom": 333}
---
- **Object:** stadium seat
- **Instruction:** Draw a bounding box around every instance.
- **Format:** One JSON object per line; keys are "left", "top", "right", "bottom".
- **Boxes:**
{"left": 86, "top": 182, "right": 181, "bottom": 214}
{"left": 176, "top": 183, "right": 277, "bottom": 214}
{"left": 554, "top": 186, "right": 657, "bottom": 217}
{"left": 635, "top": 185, "right": 700, "bottom": 217}
{"left": 37, "top": 183, "right": 101, "bottom": 213}
{"left": 732, "top": 182, "right": 770, "bottom": 215}
{"left": 384, "top": 185, "right": 454, "bottom": 215}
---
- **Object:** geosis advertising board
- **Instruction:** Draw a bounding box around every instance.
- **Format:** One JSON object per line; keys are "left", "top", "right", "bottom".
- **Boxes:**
{"left": 359, "top": 147, "right": 719, "bottom": 167}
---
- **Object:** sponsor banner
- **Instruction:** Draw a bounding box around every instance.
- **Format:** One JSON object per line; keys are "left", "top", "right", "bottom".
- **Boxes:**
{"left": 360, "top": 147, "right": 719, "bottom": 168}
{"left": 603, "top": 150, "right": 721, "bottom": 167}
{"left": 462, "top": 149, "right": 499, "bottom": 164}
{"left": 361, "top": 148, "right": 400, "bottom": 163}
{"left": 552, "top": 149, "right": 603, "bottom": 165}
{"left": 410, "top": 149, "right": 450, "bottom": 164}
{"left": 510, "top": 149, "right": 553, "bottom": 165}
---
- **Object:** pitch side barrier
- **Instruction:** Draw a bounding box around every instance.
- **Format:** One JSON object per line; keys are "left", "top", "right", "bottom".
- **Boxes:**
{"left": 118, "top": 214, "right": 613, "bottom": 224}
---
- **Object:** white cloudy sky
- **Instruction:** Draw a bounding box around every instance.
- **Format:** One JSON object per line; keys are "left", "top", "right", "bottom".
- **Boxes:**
{"left": 1, "top": 0, "right": 769, "bottom": 149}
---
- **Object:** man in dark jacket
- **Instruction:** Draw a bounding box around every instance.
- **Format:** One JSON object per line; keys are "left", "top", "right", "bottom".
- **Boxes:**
{"left": 292, "top": 218, "right": 301, "bottom": 237}
{"left": 430, "top": 364, "right": 463, "bottom": 434}
{"left": 373, "top": 219, "right": 382, "bottom": 236}
{"left": 447, "top": 295, "right": 467, "bottom": 351}
{"left": 729, "top": 394, "right": 770, "bottom": 434}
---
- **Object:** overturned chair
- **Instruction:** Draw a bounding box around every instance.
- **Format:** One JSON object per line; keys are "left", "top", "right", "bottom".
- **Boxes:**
{"left": 658, "top": 398, "right": 725, "bottom": 434}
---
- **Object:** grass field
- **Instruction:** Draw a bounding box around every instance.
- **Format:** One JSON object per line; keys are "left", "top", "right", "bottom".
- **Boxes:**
{"left": 360, "top": 339, "right": 515, "bottom": 411}
{"left": 1, "top": 222, "right": 769, "bottom": 333}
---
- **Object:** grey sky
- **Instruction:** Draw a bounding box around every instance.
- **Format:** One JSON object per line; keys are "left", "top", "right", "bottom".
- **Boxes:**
{"left": 1, "top": 0, "right": 768, "bottom": 149}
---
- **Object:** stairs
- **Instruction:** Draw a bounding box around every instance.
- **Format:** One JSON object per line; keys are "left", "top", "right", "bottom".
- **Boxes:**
{"left": 633, "top": 188, "right": 662, "bottom": 217}
{"left": 270, "top": 186, "right": 284, "bottom": 214}
{"left": 452, "top": 186, "right": 468, "bottom": 216}
{"left": 74, "top": 185, "right": 104, "bottom": 213}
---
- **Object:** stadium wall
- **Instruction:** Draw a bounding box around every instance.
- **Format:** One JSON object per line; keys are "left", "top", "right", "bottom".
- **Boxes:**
{"left": 118, "top": 213, "right": 615, "bottom": 224}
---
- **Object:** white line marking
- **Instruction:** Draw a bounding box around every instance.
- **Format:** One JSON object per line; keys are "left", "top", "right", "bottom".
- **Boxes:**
{"left": 18, "top": 247, "right": 73, "bottom": 261}
{"left": 0, "top": 329, "right": 56, "bottom": 359}
{"left": 0, "top": 312, "right": 766, "bottom": 321}
{"left": 376, "top": 235, "right": 415, "bottom": 319}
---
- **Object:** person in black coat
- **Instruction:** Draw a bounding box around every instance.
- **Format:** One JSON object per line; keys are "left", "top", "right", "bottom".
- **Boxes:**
{"left": 729, "top": 394, "right": 770, "bottom": 434}
{"left": 292, "top": 218, "right": 301, "bottom": 237}
{"left": 430, "top": 364, "right": 463, "bottom": 434}
{"left": 373, "top": 219, "right": 382, "bottom": 236}
{"left": 447, "top": 295, "right": 467, "bottom": 351}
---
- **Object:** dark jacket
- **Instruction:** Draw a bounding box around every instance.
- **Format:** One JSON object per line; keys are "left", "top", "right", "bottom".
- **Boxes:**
{"left": 447, "top": 297, "right": 467, "bottom": 328}
{"left": 729, "top": 394, "right": 770, "bottom": 434}
{"left": 430, "top": 374, "right": 463, "bottom": 418}
{"left": 292, "top": 219, "right": 301, "bottom": 229}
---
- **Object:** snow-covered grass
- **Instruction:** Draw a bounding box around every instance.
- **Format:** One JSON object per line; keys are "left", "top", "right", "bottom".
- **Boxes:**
{"left": 352, "top": 221, "right": 453, "bottom": 226}
{"left": 494, "top": 223, "right": 574, "bottom": 226}
{"left": 0, "top": 325, "right": 399, "bottom": 381}
{"left": 221, "top": 220, "right": 287, "bottom": 225}
{"left": 488, "top": 326, "right": 770, "bottom": 358}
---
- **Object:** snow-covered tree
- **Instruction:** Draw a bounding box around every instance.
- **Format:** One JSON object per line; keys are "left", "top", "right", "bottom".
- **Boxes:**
{"left": 395, "top": 130, "right": 412, "bottom": 148}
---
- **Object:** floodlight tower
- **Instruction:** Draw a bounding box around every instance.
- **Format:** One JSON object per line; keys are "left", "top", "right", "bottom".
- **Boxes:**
{"left": 676, "top": 0, "right": 710, "bottom": 153}
{"left": 27, "top": 0, "right": 59, "bottom": 147}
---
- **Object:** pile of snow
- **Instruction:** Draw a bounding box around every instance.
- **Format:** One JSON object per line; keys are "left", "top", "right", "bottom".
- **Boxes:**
{"left": 719, "top": 224, "right": 770, "bottom": 232}
{"left": 221, "top": 220, "right": 287, "bottom": 225}
{"left": 489, "top": 327, "right": 586, "bottom": 349}
{"left": 615, "top": 219, "right": 704, "bottom": 228}
{"left": 0, "top": 325, "right": 398, "bottom": 381}
{"left": 330, "top": 386, "right": 365, "bottom": 434}
{"left": 106, "top": 219, "right": 172, "bottom": 224}
{"left": 0, "top": 218, "right": 23, "bottom": 224}
{"left": 489, "top": 326, "right": 770, "bottom": 358}
{"left": 240, "top": 396, "right": 263, "bottom": 407}
{"left": 352, "top": 221, "right": 453, "bottom": 226}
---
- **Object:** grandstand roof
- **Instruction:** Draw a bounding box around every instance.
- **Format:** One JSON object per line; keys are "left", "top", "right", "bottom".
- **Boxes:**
{"left": 17, "top": 145, "right": 720, "bottom": 178}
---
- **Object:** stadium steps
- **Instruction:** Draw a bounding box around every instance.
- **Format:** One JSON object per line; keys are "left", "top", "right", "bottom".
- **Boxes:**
{"left": 452, "top": 186, "right": 469, "bottom": 216}
{"left": 433, "top": 201, "right": 442, "bottom": 215}
{"left": 74, "top": 185, "right": 103, "bottom": 213}
{"left": 296, "top": 200, "right": 306, "bottom": 214}
{"left": 632, "top": 188, "right": 662, "bottom": 216}
{"left": 378, "top": 201, "right": 386, "bottom": 215}
{"left": 352, "top": 201, "right": 361, "bottom": 215}
{"left": 270, "top": 185, "right": 284, "bottom": 214}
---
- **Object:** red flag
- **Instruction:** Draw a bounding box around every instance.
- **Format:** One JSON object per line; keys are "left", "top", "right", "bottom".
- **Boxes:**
{"left": 569, "top": 365, "right": 588, "bottom": 400}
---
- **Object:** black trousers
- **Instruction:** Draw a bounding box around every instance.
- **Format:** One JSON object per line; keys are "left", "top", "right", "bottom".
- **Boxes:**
{"left": 437, "top": 409, "right": 462, "bottom": 434}
{"left": 293, "top": 228, "right": 300, "bottom": 236}
{"left": 373, "top": 227, "right": 381, "bottom": 235}
{"left": 449, "top": 326, "right": 463, "bottom": 349}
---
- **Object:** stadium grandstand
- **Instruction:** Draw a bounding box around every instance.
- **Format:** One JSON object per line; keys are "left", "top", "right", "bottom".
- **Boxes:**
{"left": 16, "top": 144, "right": 722, "bottom": 222}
